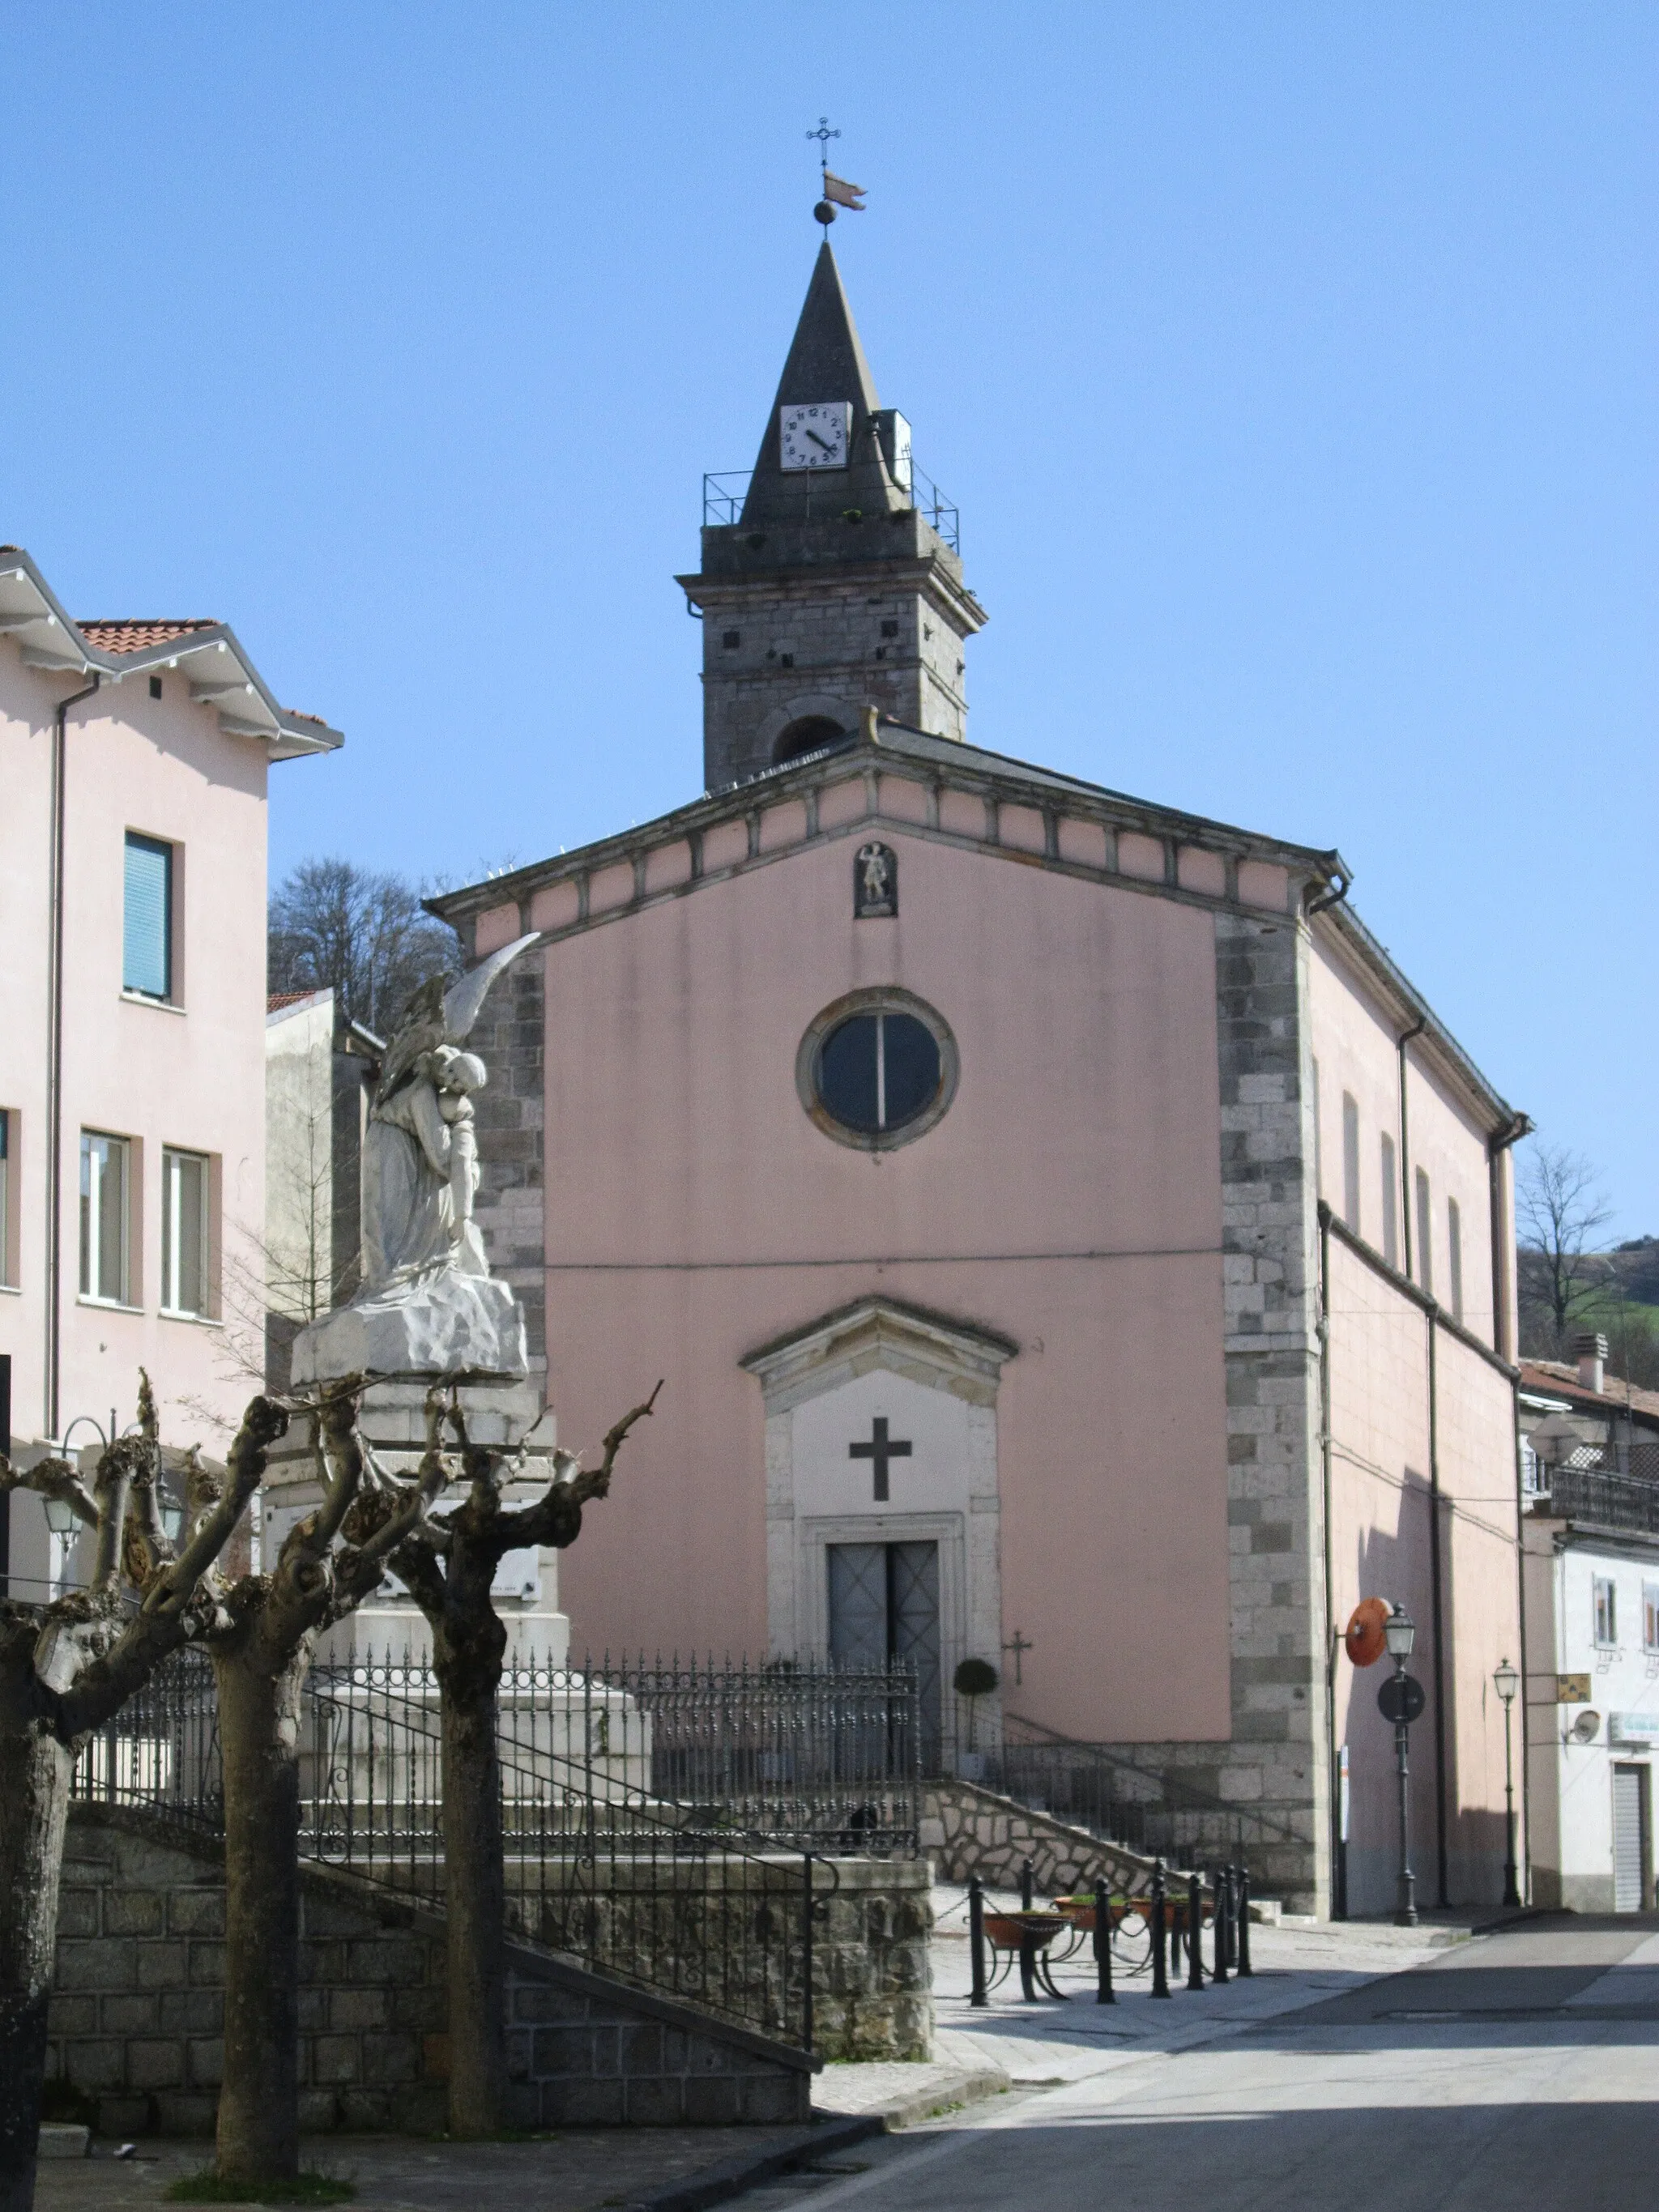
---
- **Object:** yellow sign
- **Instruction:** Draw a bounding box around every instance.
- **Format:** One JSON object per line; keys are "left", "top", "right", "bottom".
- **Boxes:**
{"left": 1557, "top": 1673, "right": 1592, "bottom": 1704}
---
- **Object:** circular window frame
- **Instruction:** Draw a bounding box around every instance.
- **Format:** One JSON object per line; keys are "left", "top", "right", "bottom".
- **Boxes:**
{"left": 795, "top": 987, "right": 959, "bottom": 1153}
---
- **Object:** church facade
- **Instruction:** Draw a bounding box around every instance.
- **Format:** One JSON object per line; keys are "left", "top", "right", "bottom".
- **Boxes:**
{"left": 433, "top": 245, "right": 1529, "bottom": 1916}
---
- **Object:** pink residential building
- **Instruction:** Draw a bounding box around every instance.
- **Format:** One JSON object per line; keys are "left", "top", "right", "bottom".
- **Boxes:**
{"left": 432, "top": 246, "right": 1534, "bottom": 1917}
{"left": 0, "top": 548, "right": 338, "bottom": 1597}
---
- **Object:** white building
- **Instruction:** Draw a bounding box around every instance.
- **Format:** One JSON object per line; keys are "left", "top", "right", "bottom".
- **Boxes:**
{"left": 1520, "top": 1336, "right": 1659, "bottom": 1912}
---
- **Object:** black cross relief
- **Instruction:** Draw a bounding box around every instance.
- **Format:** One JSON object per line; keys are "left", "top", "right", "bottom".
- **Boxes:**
{"left": 849, "top": 1416, "right": 912, "bottom": 1502}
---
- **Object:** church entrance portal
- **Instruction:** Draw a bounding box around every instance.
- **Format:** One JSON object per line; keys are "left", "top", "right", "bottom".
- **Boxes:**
{"left": 828, "top": 1540, "right": 942, "bottom": 1766}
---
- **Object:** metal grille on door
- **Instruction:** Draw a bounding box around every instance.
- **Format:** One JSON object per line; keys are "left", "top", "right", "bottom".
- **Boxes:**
{"left": 1613, "top": 1765, "right": 1646, "bottom": 1912}
{"left": 828, "top": 1541, "right": 941, "bottom": 1764}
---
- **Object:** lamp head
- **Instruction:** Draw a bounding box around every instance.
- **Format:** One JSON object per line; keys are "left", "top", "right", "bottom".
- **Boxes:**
{"left": 42, "top": 1494, "right": 79, "bottom": 1536}
{"left": 1383, "top": 1603, "right": 1416, "bottom": 1660}
{"left": 1493, "top": 1658, "right": 1520, "bottom": 1707}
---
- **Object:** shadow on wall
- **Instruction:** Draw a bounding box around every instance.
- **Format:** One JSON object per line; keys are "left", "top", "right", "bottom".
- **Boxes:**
{"left": 1338, "top": 1473, "right": 1511, "bottom": 1916}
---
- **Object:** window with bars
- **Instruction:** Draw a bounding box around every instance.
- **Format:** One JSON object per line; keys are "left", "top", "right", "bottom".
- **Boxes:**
{"left": 161, "top": 1148, "right": 210, "bottom": 1317}
{"left": 1595, "top": 1575, "right": 1618, "bottom": 1648}
{"left": 79, "top": 1132, "right": 131, "bottom": 1305}
{"left": 123, "top": 832, "right": 174, "bottom": 1000}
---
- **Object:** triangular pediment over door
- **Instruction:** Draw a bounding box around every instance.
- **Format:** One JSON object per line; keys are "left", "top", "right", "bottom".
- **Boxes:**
{"left": 742, "top": 1298, "right": 1016, "bottom": 1767}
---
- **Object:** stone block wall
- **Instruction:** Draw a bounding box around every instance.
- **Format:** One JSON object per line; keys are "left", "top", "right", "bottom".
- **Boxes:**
{"left": 48, "top": 1808, "right": 818, "bottom": 2135}
{"left": 501, "top": 1853, "right": 931, "bottom": 2064}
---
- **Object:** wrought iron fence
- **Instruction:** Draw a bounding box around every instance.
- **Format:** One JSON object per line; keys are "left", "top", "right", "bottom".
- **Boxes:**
{"left": 301, "top": 1659, "right": 816, "bottom": 2048}
{"left": 488, "top": 1652, "right": 921, "bottom": 1856}
{"left": 983, "top": 1712, "right": 1310, "bottom": 1863}
{"left": 67, "top": 1647, "right": 920, "bottom": 2051}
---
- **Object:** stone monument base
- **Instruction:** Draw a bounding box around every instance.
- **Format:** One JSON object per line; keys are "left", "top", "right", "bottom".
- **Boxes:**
{"left": 262, "top": 1369, "right": 569, "bottom": 1667}
{"left": 289, "top": 1270, "right": 527, "bottom": 1385}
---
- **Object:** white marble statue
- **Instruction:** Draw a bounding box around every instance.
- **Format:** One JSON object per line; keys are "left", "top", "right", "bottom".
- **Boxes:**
{"left": 292, "top": 934, "right": 541, "bottom": 1383}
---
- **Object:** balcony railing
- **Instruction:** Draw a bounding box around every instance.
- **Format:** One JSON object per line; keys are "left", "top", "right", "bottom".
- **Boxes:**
{"left": 702, "top": 464, "right": 960, "bottom": 552}
{"left": 1547, "top": 1466, "right": 1659, "bottom": 1536}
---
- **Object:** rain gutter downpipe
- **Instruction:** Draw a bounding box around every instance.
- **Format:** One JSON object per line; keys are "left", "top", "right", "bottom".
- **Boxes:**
{"left": 45, "top": 670, "right": 100, "bottom": 1440}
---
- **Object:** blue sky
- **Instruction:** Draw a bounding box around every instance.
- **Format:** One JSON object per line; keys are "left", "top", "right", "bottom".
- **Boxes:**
{"left": 4, "top": 5, "right": 1655, "bottom": 1232}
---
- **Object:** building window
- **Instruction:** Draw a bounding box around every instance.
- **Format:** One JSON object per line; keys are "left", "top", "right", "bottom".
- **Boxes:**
{"left": 1380, "top": 1132, "right": 1399, "bottom": 1269}
{"left": 1341, "top": 1093, "right": 1360, "bottom": 1234}
{"left": 1644, "top": 1581, "right": 1659, "bottom": 1654}
{"left": 1415, "top": 1166, "right": 1433, "bottom": 1294}
{"left": 1447, "top": 1197, "right": 1464, "bottom": 1323}
{"left": 161, "top": 1148, "right": 210, "bottom": 1318}
{"left": 1595, "top": 1575, "right": 1618, "bottom": 1648}
{"left": 123, "top": 833, "right": 173, "bottom": 1000}
{"left": 796, "top": 989, "right": 958, "bottom": 1152}
{"left": 79, "top": 1132, "right": 130, "bottom": 1305}
{"left": 0, "top": 1109, "right": 13, "bottom": 1287}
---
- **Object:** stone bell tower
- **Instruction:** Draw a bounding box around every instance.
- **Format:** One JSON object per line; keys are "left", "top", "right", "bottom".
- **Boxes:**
{"left": 679, "top": 241, "right": 987, "bottom": 791}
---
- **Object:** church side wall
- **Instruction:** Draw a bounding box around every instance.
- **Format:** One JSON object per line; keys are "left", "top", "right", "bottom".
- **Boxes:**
{"left": 1312, "top": 948, "right": 1523, "bottom": 1914}
{"left": 526, "top": 829, "right": 1237, "bottom": 1750}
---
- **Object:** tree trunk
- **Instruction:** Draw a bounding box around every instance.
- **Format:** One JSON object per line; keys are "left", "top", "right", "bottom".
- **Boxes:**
{"left": 212, "top": 1637, "right": 313, "bottom": 2184}
{"left": 0, "top": 1728, "right": 73, "bottom": 2212}
{"left": 433, "top": 1624, "right": 507, "bottom": 2135}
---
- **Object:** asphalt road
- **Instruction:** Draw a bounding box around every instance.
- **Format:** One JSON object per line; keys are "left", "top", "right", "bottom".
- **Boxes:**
{"left": 746, "top": 1916, "right": 1659, "bottom": 2212}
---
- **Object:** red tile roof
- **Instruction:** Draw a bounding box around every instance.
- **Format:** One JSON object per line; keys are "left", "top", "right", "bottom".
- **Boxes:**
{"left": 267, "top": 991, "right": 316, "bottom": 1012}
{"left": 1520, "top": 1359, "right": 1659, "bottom": 1423}
{"left": 77, "top": 620, "right": 220, "bottom": 654}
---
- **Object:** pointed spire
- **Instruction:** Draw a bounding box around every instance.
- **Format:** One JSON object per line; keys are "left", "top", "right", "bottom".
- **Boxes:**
{"left": 740, "top": 243, "right": 903, "bottom": 526}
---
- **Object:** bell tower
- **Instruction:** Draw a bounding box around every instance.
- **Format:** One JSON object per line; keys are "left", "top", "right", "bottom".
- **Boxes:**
{"left": 679, "top": 242, "right": 987, "bottom": 791}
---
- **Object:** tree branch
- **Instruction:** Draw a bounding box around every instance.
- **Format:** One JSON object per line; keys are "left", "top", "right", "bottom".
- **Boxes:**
{"left": 499, "top": 1382, "right": 660, "bottom": 1551}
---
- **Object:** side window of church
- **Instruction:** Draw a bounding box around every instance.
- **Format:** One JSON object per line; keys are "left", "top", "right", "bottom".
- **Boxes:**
{"left": 1380, "top": 1133, "right": 1399, "bottom": 1269}
{"left": 1341, "top": 1093, "right": 1360, "bottom": 1234}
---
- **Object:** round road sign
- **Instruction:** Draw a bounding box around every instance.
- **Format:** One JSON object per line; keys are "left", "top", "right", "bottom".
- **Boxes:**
{"left": 1377, "top": 1672, "right": 1426, "bottom": 1725}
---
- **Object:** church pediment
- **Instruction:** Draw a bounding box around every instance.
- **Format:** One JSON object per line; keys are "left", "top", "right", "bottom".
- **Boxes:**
{"left": 741, "top": 1294, "right": 1017, "bottom": 1414}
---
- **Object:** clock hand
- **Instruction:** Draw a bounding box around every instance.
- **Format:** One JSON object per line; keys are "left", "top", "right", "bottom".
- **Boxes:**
{"left": 804, "top": 428, "right": 834, "bottom": 453}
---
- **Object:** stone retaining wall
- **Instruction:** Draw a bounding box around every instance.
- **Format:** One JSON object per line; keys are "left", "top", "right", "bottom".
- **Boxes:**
{"left": 51, "top": 1807, "right": 924, "bottom": 2135}
{"left": 921, "top": 1780, "right": 1157, "bottom": 1894}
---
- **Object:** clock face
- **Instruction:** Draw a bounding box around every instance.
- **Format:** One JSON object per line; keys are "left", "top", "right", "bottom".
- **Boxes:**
{"left": 779, "top": 402, "right": 851, "bottom": 471}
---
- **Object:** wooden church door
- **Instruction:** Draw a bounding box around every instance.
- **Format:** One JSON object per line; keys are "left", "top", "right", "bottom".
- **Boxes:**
{"left": 827, "top": 1541, "right": 941, "bottom": 1765}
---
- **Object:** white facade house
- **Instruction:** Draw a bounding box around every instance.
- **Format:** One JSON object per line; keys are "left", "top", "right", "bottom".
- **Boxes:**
{"left": 1520, "top": 1338, "right": 1659, "bottom": 1913}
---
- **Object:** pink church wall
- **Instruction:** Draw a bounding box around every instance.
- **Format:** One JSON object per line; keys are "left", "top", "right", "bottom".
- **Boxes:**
{"left": 0, "top": 651, "right": 271, "bottom": 1477}
{"left": 538, "top": 829, "right": 1235, "bottom": 1744}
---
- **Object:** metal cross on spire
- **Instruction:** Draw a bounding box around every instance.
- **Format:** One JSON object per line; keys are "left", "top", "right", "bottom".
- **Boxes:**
{"left": 806, "top": 115, "right": 840, "bottom": 185}
{"left": 807, "top": 117, "right": 866, "bottom": 227}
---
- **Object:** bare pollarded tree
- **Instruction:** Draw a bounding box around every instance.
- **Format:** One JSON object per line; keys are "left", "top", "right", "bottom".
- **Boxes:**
{"left": 203, "top": 1379, "right": 450, "bottom": 2189}
{"left": 370, "top": 1384, "right": 660, "bottom": 2136}
{"left": 0, "top": 1375, "right": 288, "bottom": 2212}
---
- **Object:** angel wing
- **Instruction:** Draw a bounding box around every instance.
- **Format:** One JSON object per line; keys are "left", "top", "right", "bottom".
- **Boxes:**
{"left": 374, "top": 933, "right": 540, "bottom": 1107}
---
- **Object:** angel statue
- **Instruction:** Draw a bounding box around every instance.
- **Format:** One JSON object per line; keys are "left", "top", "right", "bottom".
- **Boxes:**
{"left": 291, "top": 934, "right": 541, "bottom": 1384}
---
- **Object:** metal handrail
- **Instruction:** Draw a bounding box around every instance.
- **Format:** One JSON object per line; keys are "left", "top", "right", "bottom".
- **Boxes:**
{"left": 701, "top": 465, "right": 961, "bottom": 552}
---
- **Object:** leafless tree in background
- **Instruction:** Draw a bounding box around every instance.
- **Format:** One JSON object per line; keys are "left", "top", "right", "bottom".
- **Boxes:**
{"left": 269, "top": 857, "right": 461, "bottom": 1034}
{"left": 1517, "top": 1142, "right": 1614, "bottom": 1355}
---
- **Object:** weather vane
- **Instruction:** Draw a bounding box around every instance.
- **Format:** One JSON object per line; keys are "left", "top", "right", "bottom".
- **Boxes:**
{"left": 807, "top": 116, "right": 866, "bottom": 228}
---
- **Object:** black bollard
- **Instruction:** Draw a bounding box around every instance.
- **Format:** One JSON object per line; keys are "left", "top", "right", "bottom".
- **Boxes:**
{"left": 1094, "top": 1877, "right": 1115, "bottom": 2005}
{"left": 973, "top": 1875, "right": 986, "bottom": 2017}
{"left": 1236, "top": 1865, "right": 1253, "bottom": 1976}
{"left": 1212, "top": 1867, "right": 1230, "bottom": 1984}
{"left": 1020, "top": 1856, "right": 1035, "bottom": 1911}
{"left": 1149, "top": 1860, "right": 1171, "bottom": 1998}
{"left": 1185, "top": 1871, "right": 1205, "bottom": 1990}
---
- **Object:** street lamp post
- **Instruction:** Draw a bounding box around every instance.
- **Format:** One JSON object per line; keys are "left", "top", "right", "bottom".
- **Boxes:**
{"left": 1493, "top": 1657, "right": 1521, "bottom": 1908}
{"left": 1383, "top": 1604, "right": 1418, "bottom": 1928}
